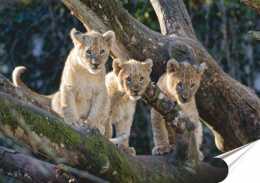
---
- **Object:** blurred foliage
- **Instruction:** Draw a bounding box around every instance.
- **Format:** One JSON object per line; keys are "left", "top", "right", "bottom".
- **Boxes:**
{"left": 184, "top": 0, "right": 260, "bottom": 94}
{"left": 0, "top": 1, "right": 259, "bottom": 181}
{"left": 121, "top": 0, "right": 160, "bottom": 31}
{"left": 0, "top": 0, "right": 85, "bottom": 94}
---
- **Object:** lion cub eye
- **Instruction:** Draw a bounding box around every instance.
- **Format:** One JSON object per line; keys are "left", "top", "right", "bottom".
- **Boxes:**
{"left": 191, "top": 83, "right": 195, "bottom": 88}
{"left": 100, "top": 50, "right": 105, "bottom": 55}
{"left": 177, "top": 82, "right": 182, "bottom": 88}
{"left": 140, "top": 77, "right": 144, "bottom": 82}
{"left": 86, "top": 50, "right": 92, "bottom": 55}
{"left": 126, "top": 77, "right": 131, "bottom": 83}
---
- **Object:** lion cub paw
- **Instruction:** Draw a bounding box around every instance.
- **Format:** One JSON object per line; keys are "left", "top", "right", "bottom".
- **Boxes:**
{"left": 121, "top": 146, "right": 136, "bottom": 157}
{"left": 152, "top": 144, "right": 175, "bottom": 155}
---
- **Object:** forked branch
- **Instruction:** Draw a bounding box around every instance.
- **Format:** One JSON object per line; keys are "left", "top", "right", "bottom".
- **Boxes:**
{"left": 150, "top": 0, "right": 195, "bottom": 38}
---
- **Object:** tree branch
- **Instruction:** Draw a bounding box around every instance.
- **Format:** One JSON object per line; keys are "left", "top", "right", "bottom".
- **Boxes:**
{"left": 61, "top": 0, "right": 171, "bottom": 79}
{"left": 1, "top": 1, "right": 258, "bottom": 181}
{"left": 0, "top": 75, "right": 228, "bottom": 182}
{"left": 0, "top": 146, "right": 69, "bottom": 183}
{"left": 61, "top": 0, "right": 131, "bottom": 61}
{"left": 61, "top": 0, "right": 260, "bottom": 152}
{"left": 0, "top": 145, "right": 109, "bottom": 183}
{"left": 150, "top": 0, "right": 195, "bottom": 38}
{"left": 0, "top": 75, "right": 111, "bottom": 174}
{"left": 241, "top": 0, "right": 260, "bottom": 14}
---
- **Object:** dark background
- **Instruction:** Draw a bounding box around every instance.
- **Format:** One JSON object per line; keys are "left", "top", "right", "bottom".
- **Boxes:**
{"left": 0, "top": 0, "right": 259, "bottom": 181}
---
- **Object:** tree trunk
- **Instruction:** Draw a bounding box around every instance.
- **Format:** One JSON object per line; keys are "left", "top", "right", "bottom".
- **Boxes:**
{"left": 60, "top": 0, "right": 260, "bottom": 152}
{"left": 0, "top": 75, "right": 227, "bottom": 182}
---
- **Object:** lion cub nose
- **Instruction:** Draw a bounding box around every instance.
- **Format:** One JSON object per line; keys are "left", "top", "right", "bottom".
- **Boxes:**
{"left": 132, "top": 89, "right": 139, "bottom": 94}
{"left": 181, "top": 96, "right": 189, "bottom": 102}
{"left": 93, "top": 63, "right": 99, "bottom": 68}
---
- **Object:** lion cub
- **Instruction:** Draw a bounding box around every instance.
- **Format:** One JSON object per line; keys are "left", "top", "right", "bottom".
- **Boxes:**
{"left": 104, "top": 58, "right": 153, "bottom": 156}
{"left": 151, "top": 59, "right": 206, "bottom": 160}
{"left": 12, "top": 28, "right": 115, "bottom": 134}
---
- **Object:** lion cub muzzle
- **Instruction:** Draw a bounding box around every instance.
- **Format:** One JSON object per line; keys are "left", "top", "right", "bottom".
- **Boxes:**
{"left": 179, "top": 91, "right": 192, "bottom": 103}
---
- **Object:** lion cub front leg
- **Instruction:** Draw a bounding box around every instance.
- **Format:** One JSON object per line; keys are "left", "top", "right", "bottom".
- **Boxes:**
{"left": 104, "top": 118, "right": 112, "bottom": 139}
{"left": 84, "top": 88, "right": 110, "bottom": 135}
{"left": 151, "top": 109, "right": 175, "bottom": 155}
{"left": 195, "top": 121, "right": 204, "bottom": 160}
{"left": 60, "top": 86, "right": 80, "bottom": 124}
{"left": 181, "top": 102, "right": 204, "bottom": 161}
{"left": 115, "top": 115, "right": 136, "bottom": 157}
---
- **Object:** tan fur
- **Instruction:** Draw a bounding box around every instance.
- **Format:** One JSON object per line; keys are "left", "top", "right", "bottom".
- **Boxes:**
{"left": 12, "top": 66, "right": 54, "bottom": 106}
{"left": 12, "top": 28, "right": 115, "bottom": 134}
{"left": 104, "top": 58, "right": 153, "bottom": 156}
{"left": 151, "top": 59, "right": 206, "bottom": 160}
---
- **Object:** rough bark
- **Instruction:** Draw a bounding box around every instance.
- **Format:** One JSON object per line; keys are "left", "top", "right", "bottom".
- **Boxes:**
{"left": 60, "top": 0, "right": 260, "bottom": 152}
{"left": 0, "top": 76, "right": 228, "bottom": 182}
{"left": 241, "top": 0, "right": 260, "bottom": 14}
{"left": 150, "top": 0, "right": 195, "bottom": 38}
{"left": 0, "top": 146, "right": 70, "bottom": 183}
{"left": 0, "top": 146, "right": 110, "bottom": 183}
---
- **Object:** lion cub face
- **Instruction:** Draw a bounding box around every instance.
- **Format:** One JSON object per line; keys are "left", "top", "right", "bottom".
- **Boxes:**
{"left": 113, "top": 58, "right": 153, "bottom": 100}
{"left": 70, "top": 28, "right": 115, "bottom": 74}
{"left": 166, "top": 59, "right": 206, "bottom": 103}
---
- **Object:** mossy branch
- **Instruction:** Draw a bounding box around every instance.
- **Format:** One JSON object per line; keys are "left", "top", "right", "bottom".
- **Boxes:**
{"left": 0, "top": 76, "right": 228, "bottom": 182}
{"left": 0, "top": 145, "right": 110, "bottom": 183}
{"left": 60, "top": 0, "right": 260, "bottom": 152}
{"left": 0, "top": 146, "right": 72, "bottom": 183}
{"left": 0, "top": 91, "right": 110, "bottom": 174}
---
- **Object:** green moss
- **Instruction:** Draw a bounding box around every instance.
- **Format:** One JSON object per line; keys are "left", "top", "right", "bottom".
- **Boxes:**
{"left": 0, "top": 93, "right": 110, "bottom": 173}
{"left": 0, "top": 100, "right": 19, "bottom": 130}
{"left": 154, "top": 174, "right": 169, "bottom": 183}
{"left": 0, "top": 92, "right": 81, "bottom": 147}
{"left": 101, "top": 142, "right": 141, "bottom": 182}
{"left": 0, "top": 93, "right": 141, "bottom": 179}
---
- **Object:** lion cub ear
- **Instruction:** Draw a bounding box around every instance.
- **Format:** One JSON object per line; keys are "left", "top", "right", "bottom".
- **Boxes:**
{"left": 103, "top": 31, "right": 115, "bottom": 46}
{"left": 193, "top": 62, "right": 206, "bottom": 75}
{"left": 113, "top": 58, "right": 124, "bottom": 76}
{"left": 70, "top": 28, "right": 84, "bottom": 46}
{"left": 167, "top": 59, "right": 180, "bottom": 74}
{"left": 142, "top": 58, "right": 153, "bottom": 73}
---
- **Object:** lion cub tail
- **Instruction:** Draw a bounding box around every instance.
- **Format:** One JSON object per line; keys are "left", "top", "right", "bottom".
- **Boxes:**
{"left": 109, "top": 133, "right": 129, "bottom": 144}
{"left": 12, "top": 66, "right": 54, "bottom": 106}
